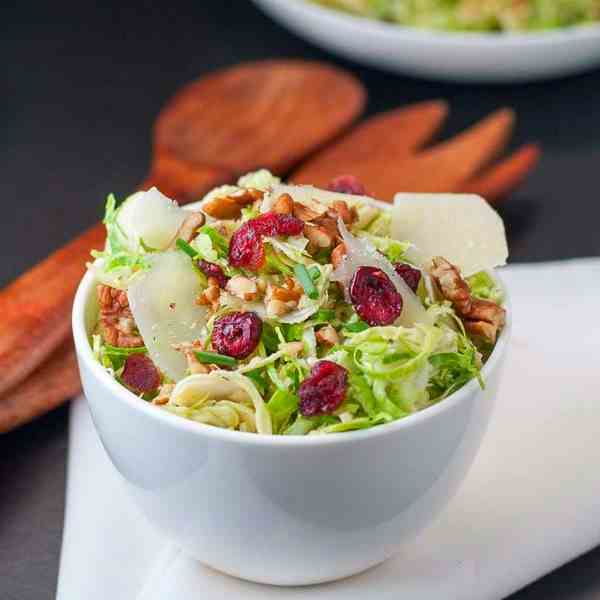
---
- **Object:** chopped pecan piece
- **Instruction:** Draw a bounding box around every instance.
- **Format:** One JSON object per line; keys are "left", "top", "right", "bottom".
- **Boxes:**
{"left": 304, "top": 223, "right": 334, "bottom": 251}
{"left": 266, "top": 278, "right": 303, "bottom": 304}
{"left": 226, "top": 276, "right": 259, "bottom": 302}
{"left": 266, "top": 299, "right": 297, "bottom": 318}
{"left": 316, "top": 325, "right": 339, "bottom": 347}
{"left": 172, "top": 342, "right": 212, "bottom": 375}
{"left": 429, "top": 257, "right": 472, "bottom": 314}
{"left": 196, "top": 277, "right": 221, "bottom": 311}
{"left": 429, "top": 257, "right": 506, "bottom": 344}
{"left": 202, "top": 188, "right": 263, "bottom": 220}
{"left": 272, "top": 193, "right": 294, "bottom": 215}
{"left": 331, "top": 243, "right": 347, "bottom": 269}
{"left": 169, "top": 211, "right": 205, "bottom": 247}
{"left": 153, "top": 383, "right": 175, "bottom": 405}
{"left": 328, "top": 200, "right": 357, "bottom": 226}
{"left": 292, "top": 198, "right": 328, "bottom": 222}
{"left": 97, "top": 284, "right": 144, "bottom": 348}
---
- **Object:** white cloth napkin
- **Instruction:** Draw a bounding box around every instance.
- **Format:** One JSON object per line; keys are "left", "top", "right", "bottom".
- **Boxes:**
{"left": 57, "top": 259, "right": 600, "bottom": 600}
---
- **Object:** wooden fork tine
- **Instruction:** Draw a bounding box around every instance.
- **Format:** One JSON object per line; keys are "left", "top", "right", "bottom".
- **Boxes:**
{"left": 291, "top": 100, "right": 449, "bottom": 187}
{"left": 366, "top": 108, "right": 516, "bottom": 200}
{"left": 460, "top": 143, "right": 541, "bottom": 203}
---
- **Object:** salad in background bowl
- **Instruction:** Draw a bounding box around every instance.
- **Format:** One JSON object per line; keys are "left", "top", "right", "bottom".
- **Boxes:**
{"left": 311, "top": 0, "right": 600, "bottom": 32}
{"left": 87, "top": 171, "right": 507, "bottom": 437}
{"left": 252, "top": 0, "right": 600, "bottom": 82}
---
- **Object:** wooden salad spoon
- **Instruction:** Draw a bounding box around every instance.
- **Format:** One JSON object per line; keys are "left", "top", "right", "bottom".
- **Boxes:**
{"left": 0, "top": 60, "right": 366, "bottom": 411}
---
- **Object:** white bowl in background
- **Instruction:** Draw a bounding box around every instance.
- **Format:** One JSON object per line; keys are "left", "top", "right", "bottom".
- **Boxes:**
{"left": 73, "top": 267, "right": 510, "bottom": 586}
{"left": 252, "top": 0, "right": 600, "bottom": 83}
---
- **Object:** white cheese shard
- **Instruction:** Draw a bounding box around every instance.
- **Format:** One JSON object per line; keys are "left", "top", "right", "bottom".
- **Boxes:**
{"left": 117, "top": 187, "right": 187, "bottom": 251}
{"left": 128, "top": 251, "right": 207, "bottom": 381}
{"left": 392, "top": 193, "right": 508, "bottom": 276}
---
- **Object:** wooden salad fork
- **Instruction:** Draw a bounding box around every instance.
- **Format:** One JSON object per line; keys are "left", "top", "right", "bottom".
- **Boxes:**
{"left": 292, "top": 104, "right": 540, "bottom": 202}
{"left": 0, "top": 61, "right": 539, "bottom": 432}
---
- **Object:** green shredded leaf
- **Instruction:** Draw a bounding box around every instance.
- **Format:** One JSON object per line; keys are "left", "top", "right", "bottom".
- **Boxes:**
{"left": 294, "top": 264, "right": 319, "bottom": 300}
{"left": 176, "top": 238, "right": 198, "bottom": 259}
{"left": 194, "top": 351, "right": 238, "bottom": 368}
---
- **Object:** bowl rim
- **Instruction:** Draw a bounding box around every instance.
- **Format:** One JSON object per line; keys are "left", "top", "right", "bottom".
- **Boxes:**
{"left": 258, "top": 0, "right": 600, "bottom": 45}
{"left": 73, "top": 265, "right": 511, "bottom": 447}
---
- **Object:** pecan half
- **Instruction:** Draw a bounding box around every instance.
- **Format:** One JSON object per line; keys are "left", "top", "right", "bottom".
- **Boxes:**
{"left": 429, "top": 257, "right": 506, "bottom": 344}
{"left": 202, "top": 188, "right": 263, "bottom": 220}
{"left": 97, "top": 284, "right": 144, "bottom": 348}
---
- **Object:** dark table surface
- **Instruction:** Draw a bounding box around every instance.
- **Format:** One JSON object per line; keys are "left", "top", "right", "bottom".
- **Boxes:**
{"left": 2, "top": 1, "right": 600, "bottom": 598}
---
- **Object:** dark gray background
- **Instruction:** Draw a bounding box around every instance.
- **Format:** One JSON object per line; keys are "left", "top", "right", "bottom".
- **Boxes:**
{"left": 2, "top": 1, "right": 600, "bottom": 598}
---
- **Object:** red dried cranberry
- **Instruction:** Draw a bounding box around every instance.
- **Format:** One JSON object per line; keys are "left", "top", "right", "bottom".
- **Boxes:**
{"left": 350, "top": 266, "right": 403, "bottom": 326}
{"left": 197, "top": 260, "right": 229, "bottom": 288}
{"left": 394, "top": 263, "right": 421, "bottom": 293}
{"left": 121, "top": 354, "right": 160, "bottom": 393}
{"left": 327, "top": 175, "right": 367, "bottom": 196}
{"left": 251, "top": 212, "right": 304, "bottom": 237}
{"left": 299, "top": 361, "right": 348, "bottom": 416}
{"left": 228, "top": 212, "right": 304, "bottom": 271}
{"left": 212, "top": 311, "right": 262, "bottom": 359}
{"left": 229, "top": 222, "right": 264, "bottom": 270}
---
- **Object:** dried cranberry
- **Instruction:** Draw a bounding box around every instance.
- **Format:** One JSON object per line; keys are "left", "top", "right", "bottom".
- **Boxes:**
{"left": 228, "top": 212, "right": 304, "bottom": 270}
{"left": 197, "top": 260, "right": 229, "bottom": 288}
{"left": 394, "top": 263, "right": 421, "bottom": 293}
{"left": 212, "top": 311, "right": 262, "bottom": 359}
{"left": 350, "top": 266, "right": 403, "bottom": 326}
{"left": 327, "top": 175, "right": 367, "bottom": 196}
{"left": 250, "top": 212, "right": 304, "bottom": 237}
{"left": 229, "top": 222, "right": 264, "bottom": 270}
{"left": 121, "top": 354, "right": 160, "bottom": 393}
{"left": 299, "top": 361, "right": 348, "bottom": 416}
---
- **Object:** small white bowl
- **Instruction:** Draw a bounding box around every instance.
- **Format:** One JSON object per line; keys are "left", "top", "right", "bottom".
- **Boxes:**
{"left": 73, "top": 269, "right": 510, "bottom": 585}
{"left": 252, "top": 0, "right": 600, "bottom": 83}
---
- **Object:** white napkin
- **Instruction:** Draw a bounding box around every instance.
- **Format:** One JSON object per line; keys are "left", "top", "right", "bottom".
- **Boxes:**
{"left": 57, "top": 259, "right": 600, "bottom": 600}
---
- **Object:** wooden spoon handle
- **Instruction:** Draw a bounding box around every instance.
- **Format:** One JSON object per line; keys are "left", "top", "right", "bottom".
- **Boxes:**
{"left": 0, "top": 224, "right": 104, "bottom": 398}
{"left": 0, "top": 164, "right": 229, "bottom": 403}
{"left": 0, "top": 340, "right": 80, "bottom": 434}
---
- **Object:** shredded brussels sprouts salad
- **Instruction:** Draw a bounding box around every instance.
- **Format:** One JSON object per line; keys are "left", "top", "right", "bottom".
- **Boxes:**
{"left": 88, "top": 171, "right": 508, "bottom": 436}
{"left": 311, "top": 0, "right": 600, "bottom": 31}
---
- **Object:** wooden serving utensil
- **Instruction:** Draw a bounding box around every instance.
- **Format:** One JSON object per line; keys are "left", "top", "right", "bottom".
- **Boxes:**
{"left": 292, "top": 105, "right": 540, "bottom": 202}
{"left": 0, "top": 60, "right": 366, "bottom": 407}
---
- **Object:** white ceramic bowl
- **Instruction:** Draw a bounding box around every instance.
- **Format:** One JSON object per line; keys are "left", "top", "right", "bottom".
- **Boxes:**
{"left": 73, "top": 269, "right": 510, "bottom": 585}
{"left": 253, "top": 0, "right": 600, "bottom": 83}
